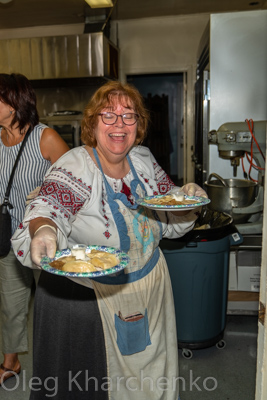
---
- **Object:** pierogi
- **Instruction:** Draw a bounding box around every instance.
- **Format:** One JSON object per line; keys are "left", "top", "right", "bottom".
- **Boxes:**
{"left": 144, "top": 195, "right": 198, "bottom": 206}
{"left": 49, "top": 250, "right": 119, "bottom": 273}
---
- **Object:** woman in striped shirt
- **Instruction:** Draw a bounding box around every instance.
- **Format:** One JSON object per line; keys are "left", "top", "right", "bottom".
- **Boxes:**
{"left": 0, "top": 73, "right": 69, "bottom": 385}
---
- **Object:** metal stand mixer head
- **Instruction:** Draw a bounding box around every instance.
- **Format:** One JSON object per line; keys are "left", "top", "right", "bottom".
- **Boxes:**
{"left": 208, "top": 120, "right": 266, "bottom": 181}
{"left": 207, "top": 120, "right": 267, "bottom": 234}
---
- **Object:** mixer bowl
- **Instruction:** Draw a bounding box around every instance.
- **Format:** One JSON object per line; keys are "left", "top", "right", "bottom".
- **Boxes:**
{"left": 204, "top": 173, "right": 258, "bottom": 224}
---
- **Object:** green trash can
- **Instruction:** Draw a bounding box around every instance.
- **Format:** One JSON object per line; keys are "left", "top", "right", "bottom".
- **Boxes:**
{"left": 160, "top": 210, "right": 243, "bottom": 358}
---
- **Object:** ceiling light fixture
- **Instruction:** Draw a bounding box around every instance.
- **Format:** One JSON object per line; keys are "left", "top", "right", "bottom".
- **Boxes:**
{"left": 85, "top": 0, "right": 113, "bottom": 8}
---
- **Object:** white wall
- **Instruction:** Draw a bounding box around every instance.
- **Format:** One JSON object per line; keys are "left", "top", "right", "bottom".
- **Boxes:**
{"left": 209, "top": 10, "right": 267, "bottom": 179}
{"left": 111, "top": 15, "right": 209, "bottom": 76}
{"left": 111, "top": 14, "right": 209, "bottom": 182}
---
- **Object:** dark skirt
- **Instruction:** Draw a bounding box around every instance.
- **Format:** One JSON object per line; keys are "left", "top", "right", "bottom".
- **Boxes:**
{"left": 30, "top": 271, "right": 108, "bottom": 400}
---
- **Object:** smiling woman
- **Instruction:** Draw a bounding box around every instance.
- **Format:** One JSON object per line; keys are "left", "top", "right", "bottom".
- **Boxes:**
{"left": 81, "top": 81, "right": 149, "bottom": 148}
{"left": 12, "top": 80, "right": 206, "bottom": 400}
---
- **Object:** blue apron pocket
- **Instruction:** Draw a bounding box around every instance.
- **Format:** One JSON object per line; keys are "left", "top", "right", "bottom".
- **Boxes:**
{"left": 115, "top": 309, "right": 151, "bottom": 355}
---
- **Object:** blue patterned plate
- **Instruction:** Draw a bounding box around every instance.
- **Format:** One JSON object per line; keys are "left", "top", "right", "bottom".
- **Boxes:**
{"left": 136, "top": 194, "right": 210, "bottom": 212}
{"left": 40, "top": 245, "right": 129, "bottom": 278}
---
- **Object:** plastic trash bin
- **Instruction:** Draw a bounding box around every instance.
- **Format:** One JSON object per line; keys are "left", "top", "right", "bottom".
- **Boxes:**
{"left": 160, "top": 210, "right": 243, "bottom": 358}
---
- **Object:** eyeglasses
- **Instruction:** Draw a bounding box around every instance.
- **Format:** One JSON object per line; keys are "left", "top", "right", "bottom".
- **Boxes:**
{"left": 98, "top": 112, "right": 139, "bottom": 126}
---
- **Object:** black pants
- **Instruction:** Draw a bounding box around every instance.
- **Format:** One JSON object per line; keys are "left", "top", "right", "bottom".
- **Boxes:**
{"left": 30, "top": 271, "right": 108, "bottom": 400}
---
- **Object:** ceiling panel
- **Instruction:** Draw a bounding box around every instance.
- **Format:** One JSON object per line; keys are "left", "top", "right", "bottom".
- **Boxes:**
{"left": 0, "top": 0, "right": 266, "bottom": 29}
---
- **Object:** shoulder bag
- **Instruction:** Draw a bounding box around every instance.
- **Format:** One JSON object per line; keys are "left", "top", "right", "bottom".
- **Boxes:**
{"left": 0, "top": 127, "right": 31, "bottom": 257}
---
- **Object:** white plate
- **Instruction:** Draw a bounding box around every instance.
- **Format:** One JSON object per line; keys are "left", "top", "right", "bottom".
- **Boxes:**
{"left": 40, "top": 245, "right": 129, "bottom": 278}
{"left": 136, "top": 194, "right": 210, "bottom": 212}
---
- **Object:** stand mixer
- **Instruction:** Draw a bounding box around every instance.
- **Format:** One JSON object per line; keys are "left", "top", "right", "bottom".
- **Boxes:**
{"left": 207, "top": 120, "right": 266, "bottom": 234}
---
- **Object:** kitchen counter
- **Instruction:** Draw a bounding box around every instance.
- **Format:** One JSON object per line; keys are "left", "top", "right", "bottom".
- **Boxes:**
{"left": 228, "top": 234, "right": 262, "bottom": 315}
{"left": 231, "top": 234, "right": 262, "bottom": 250}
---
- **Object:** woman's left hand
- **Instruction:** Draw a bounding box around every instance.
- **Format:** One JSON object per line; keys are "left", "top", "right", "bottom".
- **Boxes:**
{"left": 181, "top": 183, "right": 208, "bottom": 198}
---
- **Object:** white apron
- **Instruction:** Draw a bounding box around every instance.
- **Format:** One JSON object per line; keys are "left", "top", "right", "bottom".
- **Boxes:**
{"left": 92, "top": 149, "right": 179, "bottom": 400}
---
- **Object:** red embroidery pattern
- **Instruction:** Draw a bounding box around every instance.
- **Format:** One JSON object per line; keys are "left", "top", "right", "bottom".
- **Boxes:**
{"left": 39, "top": 182, "right": 85, "bottom": 215}
{"left": 153, "top": 162, "right": 175, "bottom": 194}
{"left": 104, "top": 230, "right": 112, "bottom": 239}
{"left": 17, "top": 250, "right": 24, "bottom": 257}
{"left": 36, "top": 168, "right": 92, "bottom": 217}
{"left": 139, "top": 173, "right": 155, "bottom": 194}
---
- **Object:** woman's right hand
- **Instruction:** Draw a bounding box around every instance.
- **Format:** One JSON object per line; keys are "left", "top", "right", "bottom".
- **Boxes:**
{"left": 30, "top": 225, "right": 57, "bottom": 266}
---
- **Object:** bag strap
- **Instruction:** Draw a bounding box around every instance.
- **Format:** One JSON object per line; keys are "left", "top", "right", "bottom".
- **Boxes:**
{"left": 3, "top": 126, "right": 32, "bottom": 208}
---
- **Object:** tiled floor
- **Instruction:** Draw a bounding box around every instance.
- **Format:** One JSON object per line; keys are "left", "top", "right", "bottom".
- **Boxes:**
{"left": 0, "top": 296, "right": 258, "bottom": 400}
{"left": 178, "top": 314, "right": 258, "bottom": 400}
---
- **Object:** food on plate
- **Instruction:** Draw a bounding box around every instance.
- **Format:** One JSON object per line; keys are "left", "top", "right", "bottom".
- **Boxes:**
{"left": 144, "top": 194, "right": 198, "bottom": 206}
{"left": 49, "top": 250, "right": 119, "bottom": 272}
{"left": 49, "top": 256, "right": 76, "bottom": 270}
{"left": 89, "top": 249, "right": 108, "bottom": 256}
{"left": 58, "top": 256, "right": 76, "bottom": 262}
{"left": 49, "top": 260, "right": 65, "bottom": 270}
{"left": 90, "top": 254, "right": 119, "bottom": 269}
{"left": 62, "top": 260, "right": 96, "bottom": 273}
{"left": 71, "top": 244, "right": 87, "bottom": 260}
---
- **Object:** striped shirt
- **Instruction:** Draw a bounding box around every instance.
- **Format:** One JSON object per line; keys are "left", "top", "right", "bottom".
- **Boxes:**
{"left": 0, "top": 123, "right": 51, "bottom": 235}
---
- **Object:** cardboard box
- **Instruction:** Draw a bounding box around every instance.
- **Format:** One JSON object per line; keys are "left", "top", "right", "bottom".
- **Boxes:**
{"left": 237, "top": 266, "right": 261, "bottom": 292}
{"left": 236, "top": 250, "right": 261, "bottom": 292}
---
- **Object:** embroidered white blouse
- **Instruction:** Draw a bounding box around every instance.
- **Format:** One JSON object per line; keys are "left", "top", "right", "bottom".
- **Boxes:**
{"left": 12, "top": 145, "right": 199, "bottom": 268}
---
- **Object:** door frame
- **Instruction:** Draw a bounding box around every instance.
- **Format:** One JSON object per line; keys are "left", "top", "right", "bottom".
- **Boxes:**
{"left": 121, "top": 67, "right": 195, "bottom": 184}
{"left": 126, "top": 72, "right": 184, "bottom": 184}
{"left": 255, "top": 122, "right": 267, "bottom": 399}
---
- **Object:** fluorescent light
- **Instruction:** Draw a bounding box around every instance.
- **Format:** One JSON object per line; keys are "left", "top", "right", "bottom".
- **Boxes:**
{"left": 85, "top": 0, "right": 113, "bottom": 8}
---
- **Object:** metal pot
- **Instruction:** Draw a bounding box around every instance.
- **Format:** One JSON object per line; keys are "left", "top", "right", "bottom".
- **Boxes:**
{"left": 204, "top": 173, "right": 258, "bottom": 224}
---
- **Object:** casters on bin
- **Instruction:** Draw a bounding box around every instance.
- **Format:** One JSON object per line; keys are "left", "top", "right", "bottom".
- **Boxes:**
{"left": 179, "top": 334, "right": 225, "bottom": 358}
{"left": 216, "top": 339, "right": 226, "bottom": 349}
{"left": 182, "top": 348, "right": 193, "bottom": 359}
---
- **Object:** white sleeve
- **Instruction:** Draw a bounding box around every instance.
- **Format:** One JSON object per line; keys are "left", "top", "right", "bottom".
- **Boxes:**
{"left": 156, "top": 207, "right": 201, "bottom": 239}
{"left": 11, "top": 147, "right": 92, "bottom": 268}
{"left": 130, "top": 146, "right": 200, "bottom": 239}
